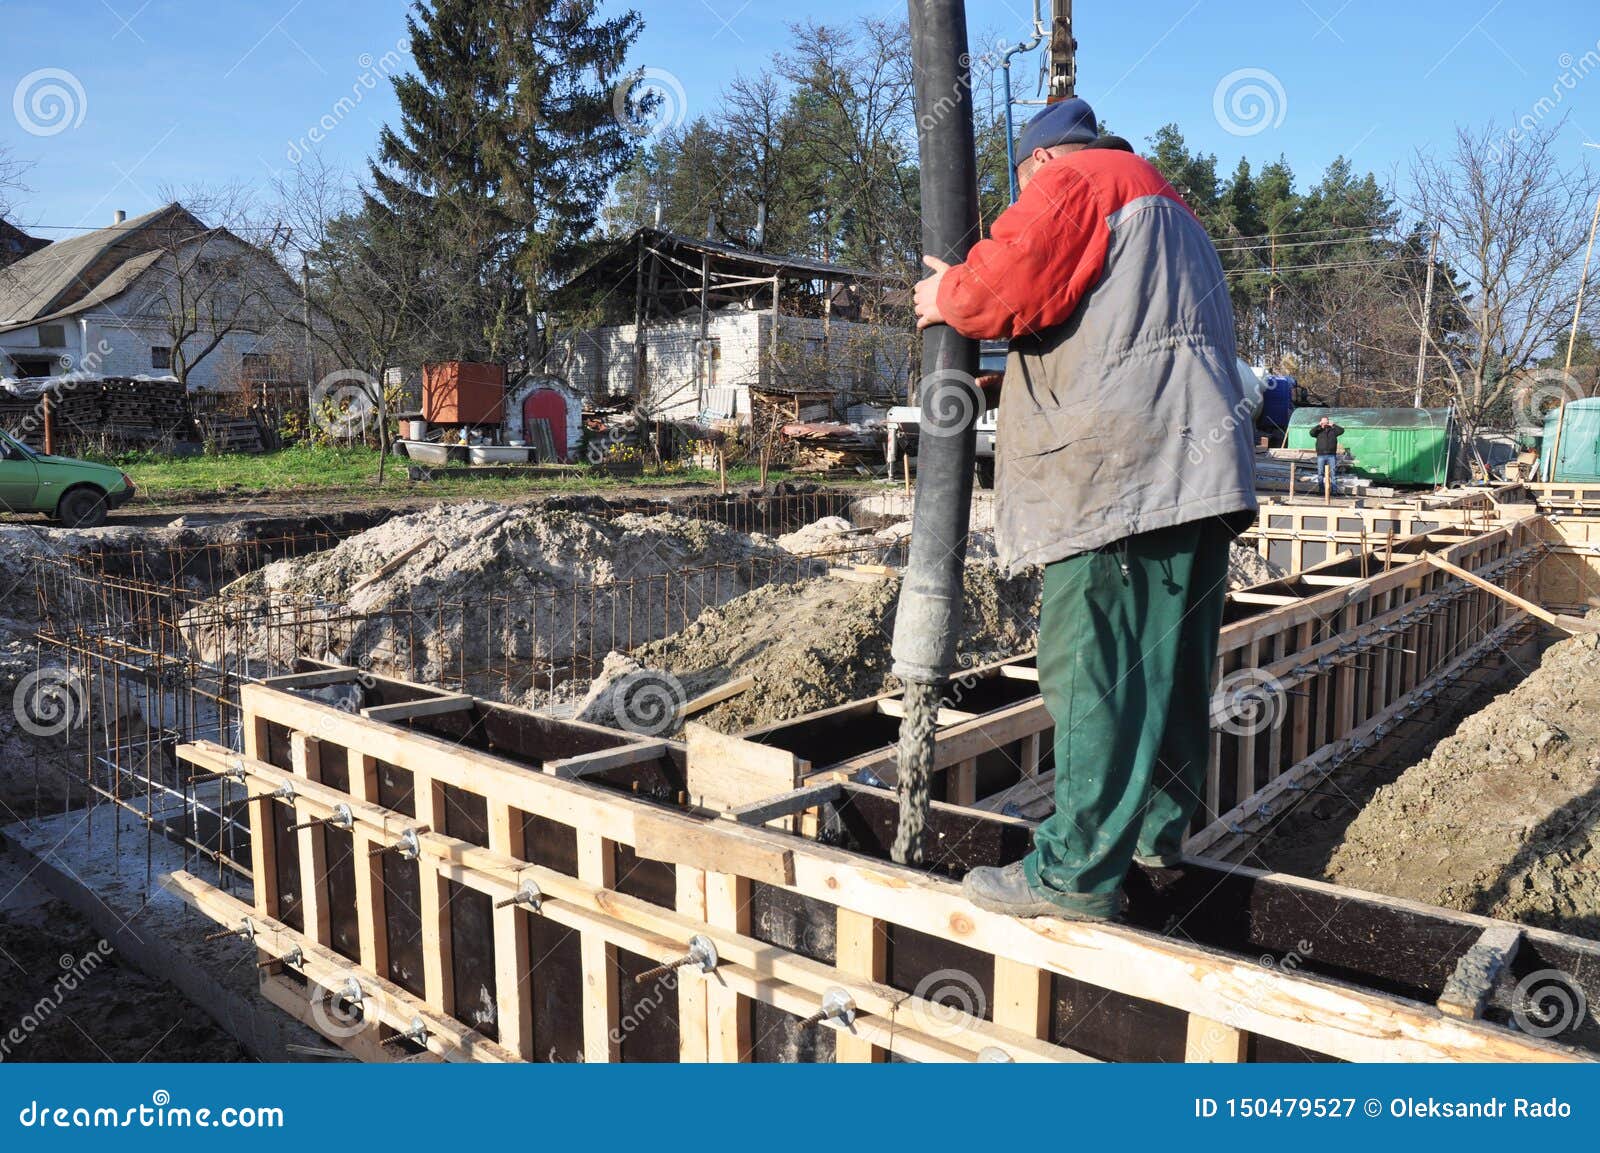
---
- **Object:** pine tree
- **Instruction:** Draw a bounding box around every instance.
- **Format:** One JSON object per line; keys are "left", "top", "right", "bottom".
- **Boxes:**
{"left": 370, "top": 0, "right": 644, "bottom": 362}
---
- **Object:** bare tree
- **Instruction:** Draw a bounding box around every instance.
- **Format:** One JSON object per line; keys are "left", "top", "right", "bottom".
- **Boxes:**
{"left": 0, "top": 143, "right": 26, "bottom": 221}
{"left": 134, "top": 187, "right": 293, "bottom": 387}
{"left": 775, "top": 18, "right": 920, "bottom": 278}
{"left": 1399, "top": 120, "right": 1600, "bottom": 431}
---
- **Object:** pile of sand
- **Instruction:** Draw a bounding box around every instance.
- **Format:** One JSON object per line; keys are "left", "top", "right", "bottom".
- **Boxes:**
{"left": 184, "top": 502, "right": 803, "bottom": 689}
{"left": 1325, "top": 619, "right": 1600, "bottom": 939}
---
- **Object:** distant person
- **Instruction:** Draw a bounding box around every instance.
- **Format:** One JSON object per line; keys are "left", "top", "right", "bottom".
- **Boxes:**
{"left": 1314, "top": 416, "right": 1344, "bottom": 501}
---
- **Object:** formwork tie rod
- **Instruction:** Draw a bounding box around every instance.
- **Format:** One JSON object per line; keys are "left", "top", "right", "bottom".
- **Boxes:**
{"left": 493, "top": 879, "right": 544, "bottom": 913}
{"left": 203, "top": 917, "right": 256, "bottom": 944}
{"left": 634, "top": 935, "right": 718, "bottom": 984}
{"left": 381, "top": 1018, "right": 430, "bottom": 1049}
{"left": 369, "top": 827, "right": 429, "bottom": 859}
{"left": 257, "top": 945, "right": 304, "bottom": 971}
{"left": 797, "top": 987, "right": 857, "bottom": 1029}
{"left": 287, "top": 803, "right": 354, "bottom": 834}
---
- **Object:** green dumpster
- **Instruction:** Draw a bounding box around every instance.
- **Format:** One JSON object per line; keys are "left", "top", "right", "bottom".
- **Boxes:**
{"left": 1540, "top": 398, "right": 1600, "bottom": 482}
{"left": 1286, "top": 407, "right": 1455, "bottom": 486}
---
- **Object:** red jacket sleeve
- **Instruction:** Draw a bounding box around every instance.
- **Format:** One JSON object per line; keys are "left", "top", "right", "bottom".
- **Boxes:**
{"left": 936, "top": 162, "right": 1109, "bottom": 341}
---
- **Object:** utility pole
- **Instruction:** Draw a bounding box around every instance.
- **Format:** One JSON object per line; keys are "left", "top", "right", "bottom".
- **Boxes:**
{"left": 1048, "top": 0, "right": 1077, "bottom": 101}
{"left": 1548, "top": 190, "right": 1600, "bottom": 483}
{"left": 1565, "top": 191, "right": 1600, "bottom": 373}
{"left": 1414, "top": 226, "right": 1440, "bottom": 409}
{"left": 301, "top": 254, "right": 314, "bottom": 427}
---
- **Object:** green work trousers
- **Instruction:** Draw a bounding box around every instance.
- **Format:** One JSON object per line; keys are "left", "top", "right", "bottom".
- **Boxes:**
{"left": 1024, "top": 518, "right": 1232, "bottom": 917}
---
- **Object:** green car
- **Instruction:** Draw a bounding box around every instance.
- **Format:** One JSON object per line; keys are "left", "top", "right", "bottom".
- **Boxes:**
{"left": 0, "top": 428, "right": 135, "bottom": 527}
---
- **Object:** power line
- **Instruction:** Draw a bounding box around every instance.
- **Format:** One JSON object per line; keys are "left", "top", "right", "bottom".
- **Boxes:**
{"left": 1225, "top": 257, "right": 1402, "bottom": 275}
{"left": 1216, "top": 235, "right": 1389, "bottom": 255}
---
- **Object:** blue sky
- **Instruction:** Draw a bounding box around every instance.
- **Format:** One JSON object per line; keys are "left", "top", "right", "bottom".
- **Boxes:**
{"left": 3, "top": 0, "right": 1598, "bottom": 237}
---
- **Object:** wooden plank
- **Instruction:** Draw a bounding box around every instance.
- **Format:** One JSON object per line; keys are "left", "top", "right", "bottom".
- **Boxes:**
{"left": 1426, "top": 551, "right": 1600, "bottom": 633}
{"left": 993, "top": 956, "right": 1050, "bottom": 1041}
{"left": 676, "top": 867, "right": 710, "bottom": 1062}
{"left": 488, "top": 801, "right": 533, "bottom": 1060}
{"left": 351, "top": 535, "right": 442, "bottom": 593}
{"left": 877, "top": 698, "right": 979, "bottom": 726}
{"left": 349, "top": 754, "right": 388, "bottom": 975}
{"left": 834, "top": 909, "right": 886, "bottom": 1062}
{"left": 723, "top": 782, "right": 843, "bottom": 827}
{"left": 362, "top": 694, "right": 476, "bottom": 723}
{"left": 704, "top": 873, "right": 749, "bottom": 1062}
{"left": 633, "top": 809, "right": 795, "bottom": 886}
{"left": 681, "top": 675, "right": 756, "bottom": 720}
{"left": 577, "top": 831, "right": 620, "bottom": 1063}
{"left": 290, "top": 733, "right": 330, "bottom": 947}
{"left": 545, "top": 742, "right": 669, "bottom": 780}
{"left": 1185, "top": 1014, "right": 1250, "bottom": 1062}
{"left": 164, "top": 870, "right": 517, "bottom": 1062}
{"left": 412, "top": 779, "right": 453, "bottom": 1016}
{"left": 685, "top": 723, "right": 806, "bottom": 813}
{"left": 261, "top": 668, "right": 362, "bottom": 689}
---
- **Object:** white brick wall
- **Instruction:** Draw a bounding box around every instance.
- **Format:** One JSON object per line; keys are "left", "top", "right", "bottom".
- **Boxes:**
{"left": 543, "top": 309, "right": 910, "bottom": 423}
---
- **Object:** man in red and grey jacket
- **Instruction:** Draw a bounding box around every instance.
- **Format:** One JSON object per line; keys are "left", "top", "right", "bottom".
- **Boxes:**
{"left": 914, "top": 98, "right": 1258, "bottom": 921}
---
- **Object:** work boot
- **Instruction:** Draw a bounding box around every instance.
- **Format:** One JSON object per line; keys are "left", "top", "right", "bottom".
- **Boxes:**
{"left": 962, "top": 861, "right": 1120, "bottom": 922}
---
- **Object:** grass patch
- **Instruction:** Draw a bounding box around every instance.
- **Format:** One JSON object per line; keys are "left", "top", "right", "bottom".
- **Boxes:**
{"left": 108, "top": 443, "right": 861, "bottom": 504}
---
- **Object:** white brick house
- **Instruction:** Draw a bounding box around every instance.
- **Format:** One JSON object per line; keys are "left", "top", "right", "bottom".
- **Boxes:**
{"left": 0, "top": 205, "right": 305, "bottom": 390}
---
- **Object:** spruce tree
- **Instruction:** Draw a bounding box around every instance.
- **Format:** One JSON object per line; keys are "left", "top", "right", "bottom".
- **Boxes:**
{"left": 370, "top": 0, "right": 645, "bottom": 362}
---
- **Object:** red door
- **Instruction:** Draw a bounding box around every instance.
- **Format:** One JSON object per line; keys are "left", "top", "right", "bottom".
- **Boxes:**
{"left": 521, "top": 389, "right": 568, "bottom": 461}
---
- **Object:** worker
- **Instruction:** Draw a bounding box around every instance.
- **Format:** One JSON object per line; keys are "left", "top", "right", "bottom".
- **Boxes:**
{"left": 913, "top": 97, "right": 1257, "bottom": 922}
{"left": 1314, "top": 416, "right": 1345, "bottom": 503}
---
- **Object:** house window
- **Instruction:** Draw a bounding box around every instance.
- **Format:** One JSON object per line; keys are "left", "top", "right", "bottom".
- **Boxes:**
{"left": 241, "top": 352, "right": 271, "bottom": 383}
{"left": 37, "top": 324, "right": 67, "bottom": 348}
{"left": 151, "top": 346, "right": 172, "bottom": 371}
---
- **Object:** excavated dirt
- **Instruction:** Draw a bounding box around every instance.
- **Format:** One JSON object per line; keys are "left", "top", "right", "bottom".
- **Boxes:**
{"left": 1319, "top": 620, "right": 1600, "bottom": 940}
{"left": 579, "top": 563, "right": 1043, "bottom": 733}
{"left": 574, "top": 537, "right": 1286, "bottom": 734}
{"left": 1228, "top": 545, "right": 1285, "bottom": 589}
{"left": 185, "top": 502, "right": 802, "bottom": 691}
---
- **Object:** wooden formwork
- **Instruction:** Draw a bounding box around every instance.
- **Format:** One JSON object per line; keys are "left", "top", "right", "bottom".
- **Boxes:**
{"left": 1533, "top": 515, "right": 1600, "bottom": 612}
{"left": 160, "top": 514, "right": 1600, "bottom": 1064}
{"left": 708, "top": 519, "right": 1547, "bottom": 847}
{"left": 1242, "top": 494, "right": 1513, "bottom": 573}
{"left": 164, "top": 664, "right": 1600, "bottom": 1064}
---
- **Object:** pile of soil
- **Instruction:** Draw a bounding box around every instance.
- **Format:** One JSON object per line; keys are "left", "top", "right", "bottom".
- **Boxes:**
{"left": 573, "top": 533, "right": 1287, "bottom": 734}
{"left": 579, "top": 563, "right": 1042, "bottom": 733}
{"left": 185, "top": 502, "right": 801, "bottom": 687}
{"left": 1228, "top": 545, "right": 1286, "bottom": 589}
{"left": 1323, "top": 620, "right": 1600, "bottom": 939}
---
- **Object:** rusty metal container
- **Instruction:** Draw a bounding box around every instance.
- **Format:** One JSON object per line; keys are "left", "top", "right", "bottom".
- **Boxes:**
{"left": 422, "top": 362, "right": 506, "bottom": 425}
